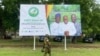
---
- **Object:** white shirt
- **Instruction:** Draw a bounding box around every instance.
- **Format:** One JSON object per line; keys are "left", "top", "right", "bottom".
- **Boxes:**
{"left": 50, "top": 22, "right": 61, "bottom": 36}
{"left": 59, "top": 22, "right": 76, "bottom": 36}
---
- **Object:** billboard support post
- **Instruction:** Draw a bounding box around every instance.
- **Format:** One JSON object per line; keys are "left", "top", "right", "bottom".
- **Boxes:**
{"left": 64, "top": 36, "right": 67, "bottom": 50}
{"left": 33, "top": 36, "right": 36, "bottom": 50}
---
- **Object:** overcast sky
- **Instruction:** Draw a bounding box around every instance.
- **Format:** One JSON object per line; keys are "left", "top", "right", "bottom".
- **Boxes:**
{"left": 96, "top": 0, "right": 100, "bottom": 4}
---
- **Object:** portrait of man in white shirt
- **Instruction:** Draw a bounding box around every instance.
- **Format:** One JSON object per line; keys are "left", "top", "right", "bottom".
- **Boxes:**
{"left": 71, "top": 14, "right": 81, "bottom": 36}
{"left": 50, "top": 13, "right": 61, "bottom": 36}
{"left": 59, "top": 15, "right": 76, "bottom": 36}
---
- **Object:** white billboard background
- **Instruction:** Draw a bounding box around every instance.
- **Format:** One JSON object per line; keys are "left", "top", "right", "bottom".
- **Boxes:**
{"left": 19, "top": 4, "right": 50, "bottom": 36}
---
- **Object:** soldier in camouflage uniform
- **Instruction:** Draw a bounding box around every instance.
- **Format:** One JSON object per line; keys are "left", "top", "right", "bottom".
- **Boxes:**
{"left": 42, "top": 34, "right": 51, "bottom": 56}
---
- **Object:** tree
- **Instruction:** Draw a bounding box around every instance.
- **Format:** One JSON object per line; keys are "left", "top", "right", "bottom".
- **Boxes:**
{"left": 0, "top": 0, "right": 19, "bottom": 39}
{"left": 91, "top": 4, "right": 100, "bottom": 33}
{"left": 0, "top": 6, "right": 5, "bottom": 38}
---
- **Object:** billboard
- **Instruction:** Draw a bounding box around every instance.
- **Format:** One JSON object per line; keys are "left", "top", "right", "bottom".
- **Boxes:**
{"left": 19, "top": 4, "right": 81, "bottom": 36}
{"left": 47, "top": 5, "right": 81, "bottom": 36}
{"left": 19, "top": 4, "right": 50, "bottom": 36}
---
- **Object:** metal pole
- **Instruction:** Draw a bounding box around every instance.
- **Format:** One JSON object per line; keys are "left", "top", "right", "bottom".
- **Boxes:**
{"left": 64, "top": 36, "right": 67, "bottom": 50}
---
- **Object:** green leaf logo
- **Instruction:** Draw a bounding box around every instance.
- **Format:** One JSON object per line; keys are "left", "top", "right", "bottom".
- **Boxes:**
{"left": 28, "top": 7, "right": 39, "bottom": 17}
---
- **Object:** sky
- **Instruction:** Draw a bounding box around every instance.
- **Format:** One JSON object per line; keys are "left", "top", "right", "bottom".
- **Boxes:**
{"left": 96, "top": 0, "right": 100, "bottom": 4}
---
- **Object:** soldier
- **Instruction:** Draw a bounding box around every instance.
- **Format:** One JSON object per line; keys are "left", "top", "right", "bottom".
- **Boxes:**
{"left": 42, "top": 34, "right": 51, "bottom": 56}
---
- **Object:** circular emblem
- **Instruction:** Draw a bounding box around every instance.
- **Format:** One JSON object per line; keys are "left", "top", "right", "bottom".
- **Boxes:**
{"left": 28, "top": 7, "right": 39, "bottom": 17}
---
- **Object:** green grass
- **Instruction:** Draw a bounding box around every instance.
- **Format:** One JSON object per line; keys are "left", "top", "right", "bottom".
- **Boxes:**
{"left": 0, "top": 47, "right": 100, "bottom": 56}
{"left": 0, "top": 39, "right": 100, "bottom": 56}
{"left": 0, "top": 39, "right": 100, "bottom": 48}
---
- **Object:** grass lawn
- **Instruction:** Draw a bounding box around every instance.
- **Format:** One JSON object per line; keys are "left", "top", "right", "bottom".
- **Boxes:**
{"left": 0, "top": 47, "right": 100, "bottom": 56}
{"left": 0, "top": 39, "right": 100, "bottom": 48}
{"left": 0, "top": 39, "right": 100, "bottom": 56}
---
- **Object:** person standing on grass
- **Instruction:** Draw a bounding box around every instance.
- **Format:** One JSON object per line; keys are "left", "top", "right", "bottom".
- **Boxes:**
{"left": 42, "top": 34, "right": 51, "bottom": 56}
